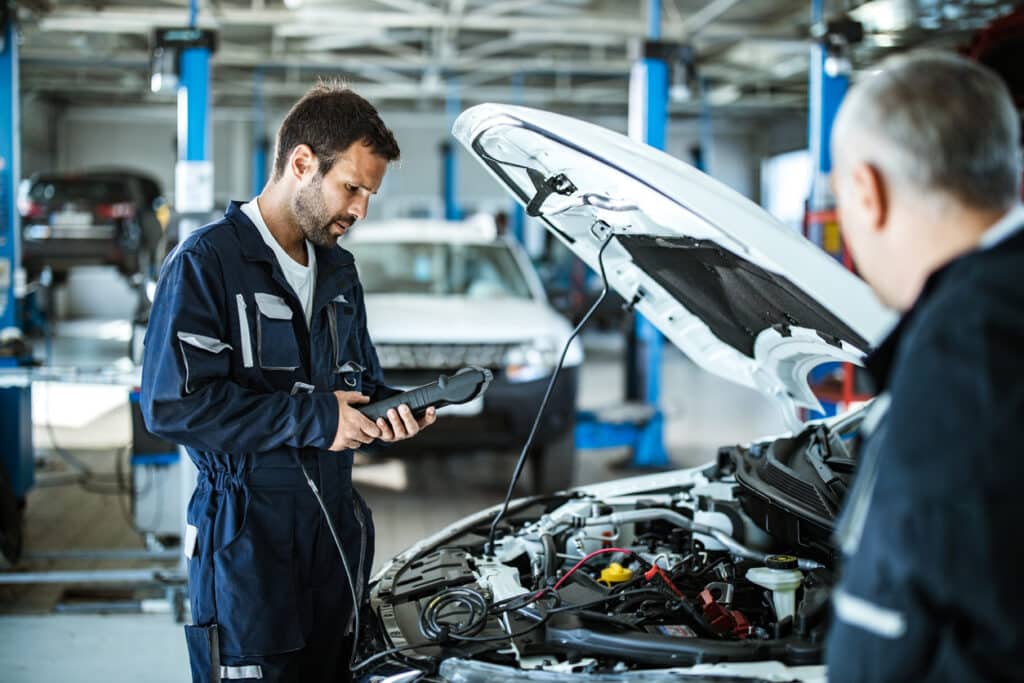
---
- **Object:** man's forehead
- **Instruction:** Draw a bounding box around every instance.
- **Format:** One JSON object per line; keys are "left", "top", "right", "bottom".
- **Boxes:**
{"left": 332, "top": 145, "right": 388, "bottom": 189}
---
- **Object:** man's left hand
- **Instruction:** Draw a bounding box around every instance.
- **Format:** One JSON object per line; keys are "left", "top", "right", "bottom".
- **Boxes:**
{"left": 376, "top": 404, "right": 437, "bottom": 443}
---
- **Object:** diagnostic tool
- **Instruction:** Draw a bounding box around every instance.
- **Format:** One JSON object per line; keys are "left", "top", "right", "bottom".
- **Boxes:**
{"left": 360, "top": 366, "right": 493, "bottom": 421}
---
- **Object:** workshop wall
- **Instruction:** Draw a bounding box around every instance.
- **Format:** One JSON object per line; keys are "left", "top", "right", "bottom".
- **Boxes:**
{"left": 20, "top": 94, "right": 59, "bottom": 178}
{"left": 48, "top": 105, "right": 767, "bottom": 220}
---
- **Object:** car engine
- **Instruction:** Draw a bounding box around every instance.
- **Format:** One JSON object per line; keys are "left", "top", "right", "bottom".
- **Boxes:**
{"left": 361, "top": 411, "right": 862, "bottom": 680}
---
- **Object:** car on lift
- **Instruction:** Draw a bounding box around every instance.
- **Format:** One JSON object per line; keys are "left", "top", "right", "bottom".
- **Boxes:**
{"left": 18, "top": 169, "right": 168, "bottom": 284}
{"left": 342, "top": 217, "right": 582, "bottom": 492}
{"left": 352, "top": 104, "right": 897, "bottom": 682}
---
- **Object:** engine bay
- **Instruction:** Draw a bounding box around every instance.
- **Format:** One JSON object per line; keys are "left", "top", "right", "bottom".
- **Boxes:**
{"left": 362, "top": 411, "right": 862, "bottom": 679}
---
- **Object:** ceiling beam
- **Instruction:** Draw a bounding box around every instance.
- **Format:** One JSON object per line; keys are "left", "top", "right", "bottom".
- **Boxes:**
{"left": 32, "top": 5, "right": 794, "bottom": 41}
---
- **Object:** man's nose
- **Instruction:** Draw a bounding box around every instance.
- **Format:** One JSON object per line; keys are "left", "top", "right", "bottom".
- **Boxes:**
{"left": 348, "top": 194, "right": 369, "bottom": 220}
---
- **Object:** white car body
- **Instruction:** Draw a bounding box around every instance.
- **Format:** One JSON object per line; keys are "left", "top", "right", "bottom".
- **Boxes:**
{"left": 342, "top": 219, "right": 584, "bottom": 368}
{"left": 360, "top": 104, "right": 895, "bottom": 682}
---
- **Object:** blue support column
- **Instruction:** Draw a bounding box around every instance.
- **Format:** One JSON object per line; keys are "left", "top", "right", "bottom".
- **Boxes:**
{"left": 0, "top": 16, "right": 19, "bottom": 332}
{"left": 0, "top": 15, "right": 33, "bottom": 501}
{"left": 628, "top": 0, "right": 670, "bottom": 469}
{"left": 251, "top": 68, "right": 267, "bottom": 196}
{"left": 442, "top": 81, "right": 461, "bottom": 221}
{"left": 178, "top": 47, "right": 211, "bottom": 164}
{"left": 174, "top": 1, "right": 214, "bottom": 226}
{"left": 510, "top": 71, "right": 526, "bottom": 243}
{"left": 806, "top": 0, "right": 850, "bottom": 420}
{"left": 807, "top": 0, "right": 849, "bottom": 228}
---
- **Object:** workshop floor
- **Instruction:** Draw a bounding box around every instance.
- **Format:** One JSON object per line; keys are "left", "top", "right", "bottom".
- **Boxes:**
{"left": 0, "top": 316, "right": 786, "bottom": 682}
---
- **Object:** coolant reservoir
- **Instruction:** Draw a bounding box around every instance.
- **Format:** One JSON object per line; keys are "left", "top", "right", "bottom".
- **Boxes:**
{"left": 745, "top": 555, "right": 803, "bottom": 622}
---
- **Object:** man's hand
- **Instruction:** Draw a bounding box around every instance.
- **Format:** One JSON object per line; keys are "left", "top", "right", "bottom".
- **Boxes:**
{"left": 375, "top": 404, "right": 437, "bottom": 443}
{"left": 329, "top": 391, "right": 383, "bottom": 451}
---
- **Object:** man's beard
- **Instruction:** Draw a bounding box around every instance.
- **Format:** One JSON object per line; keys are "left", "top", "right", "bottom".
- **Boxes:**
{"left": 292, "top": 174, "right": 355, "bottom": 248}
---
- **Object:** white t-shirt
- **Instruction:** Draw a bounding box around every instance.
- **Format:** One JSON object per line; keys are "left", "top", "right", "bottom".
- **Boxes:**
{"left": 241, "top": 198, "right": 317, "bottom": 327}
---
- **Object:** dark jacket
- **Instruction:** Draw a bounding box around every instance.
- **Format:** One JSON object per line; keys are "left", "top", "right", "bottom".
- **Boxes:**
{"left": 826, "top": 222, "right": 1024, "bottom": 682}
{"left": 141, "top": 202, "right": 393, "bottom": 675}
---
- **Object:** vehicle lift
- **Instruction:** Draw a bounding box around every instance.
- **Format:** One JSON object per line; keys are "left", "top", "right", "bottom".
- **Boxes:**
{"left": 574, "top": 0, "right": 673, "bottom": 469}
{"left": 0, "top": 5, "right": 213, "bottom": 622}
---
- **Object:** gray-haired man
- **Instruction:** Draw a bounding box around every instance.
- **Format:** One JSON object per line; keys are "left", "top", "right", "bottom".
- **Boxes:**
{"left": 826, "top": 51, "right": 1023, "bottom": 681}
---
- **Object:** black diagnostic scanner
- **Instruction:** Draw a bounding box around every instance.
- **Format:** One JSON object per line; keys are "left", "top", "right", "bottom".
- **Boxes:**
{"left": 360, "top": 366, "right": 493, "bottom": 421}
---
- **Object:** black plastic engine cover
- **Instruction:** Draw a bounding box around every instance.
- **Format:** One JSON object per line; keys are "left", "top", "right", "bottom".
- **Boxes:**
{"left": 732, "top": 423, "right": 860, "bottom": 562}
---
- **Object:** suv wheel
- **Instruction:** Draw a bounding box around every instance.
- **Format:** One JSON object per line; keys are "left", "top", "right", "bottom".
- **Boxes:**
{"left": 531, "top": 420, "right": 576, "bottom": 493}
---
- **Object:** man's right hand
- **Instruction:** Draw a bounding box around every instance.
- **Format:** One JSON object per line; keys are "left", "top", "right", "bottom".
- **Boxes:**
{"left": 330, "top": 391, "right": 383, "bottom": 451}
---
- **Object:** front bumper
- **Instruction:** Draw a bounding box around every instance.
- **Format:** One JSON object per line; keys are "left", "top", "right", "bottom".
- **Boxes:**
{"left": 379, "top": 366, "right": 578, "bottom": 453}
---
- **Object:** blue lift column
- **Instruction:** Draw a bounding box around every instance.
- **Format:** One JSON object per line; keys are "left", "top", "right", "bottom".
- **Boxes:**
{"left": 807, "top": 0, "right": 849, "bottom": 249}
{"left": 510, "top": 72, "right": 526, "bottom": 244}
{"left": 171, "top": 8, "right": 215, "bottom": 238}
{"left": 0, "top": 13, "right": 18, "bottom": 333}
{"left": 626, "top": 0, "right": 670, "bottom": 468}
{"left": 251, "top": 68, "right": 268, "bottom": 197}
{"left": 441, "top": 80, "right": 462, "bottom": 221}
{"left": 806, "top": 0, "right": 858, "bottom": 419}
{"left": 0, "top": 11, "right": 33, "bottom": 541}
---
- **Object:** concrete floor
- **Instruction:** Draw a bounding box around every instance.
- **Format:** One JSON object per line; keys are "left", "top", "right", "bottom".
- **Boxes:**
{"left": 0, "top": 309, "right": 787, "bottom": 682}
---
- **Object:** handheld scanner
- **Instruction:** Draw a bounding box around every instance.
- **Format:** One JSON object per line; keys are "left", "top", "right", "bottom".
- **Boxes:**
{"left": 360, "top": 366, "right": 493, "bottom": 421}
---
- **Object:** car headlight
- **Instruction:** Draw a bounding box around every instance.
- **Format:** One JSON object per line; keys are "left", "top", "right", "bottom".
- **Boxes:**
{"left": 504, "top": 338, "right": 559, "bottom": 383}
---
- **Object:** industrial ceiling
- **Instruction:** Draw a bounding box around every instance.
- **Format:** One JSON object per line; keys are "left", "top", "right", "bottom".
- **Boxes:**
{"left": 13, "top": 0, "right": 1021, "bottom": 116}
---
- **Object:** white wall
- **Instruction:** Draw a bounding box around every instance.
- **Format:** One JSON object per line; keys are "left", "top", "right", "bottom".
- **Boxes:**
{"left": 56, "top": 106, "right": 253, "bottom": 206}
{"left": 41, "top": 103, "right": 775, "bottom": 218}
{"left": 20, "top": 93, "right": 59, "bottom": 178}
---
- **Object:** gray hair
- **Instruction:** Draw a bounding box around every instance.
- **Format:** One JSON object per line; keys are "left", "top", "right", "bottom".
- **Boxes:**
{"left": 832, "top": 50, "right": 1022, "bottom": 211}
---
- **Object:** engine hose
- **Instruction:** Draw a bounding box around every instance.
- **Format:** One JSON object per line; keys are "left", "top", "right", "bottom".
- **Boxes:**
{"left": 541, "top": 533, "right": 558, "bottom": 580}
{"left": 583, "top": 508, "right": 823, "bottom": 571}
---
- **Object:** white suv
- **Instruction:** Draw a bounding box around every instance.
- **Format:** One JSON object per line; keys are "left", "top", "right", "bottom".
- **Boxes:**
{"left": 341, "top": 217, "right": 583, "bottom": 491}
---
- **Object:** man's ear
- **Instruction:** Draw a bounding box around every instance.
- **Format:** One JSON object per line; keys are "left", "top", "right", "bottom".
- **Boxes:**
{"left": 288, "top": 144, "right": 317, "bottom": 181}
{"left": 850, "top": 161, "right": 889, "bottom": 232}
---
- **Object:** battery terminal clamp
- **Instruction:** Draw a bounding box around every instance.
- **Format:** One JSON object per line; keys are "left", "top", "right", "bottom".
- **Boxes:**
{"left": 359, "top": 366, "right": 493, "bottom": 422}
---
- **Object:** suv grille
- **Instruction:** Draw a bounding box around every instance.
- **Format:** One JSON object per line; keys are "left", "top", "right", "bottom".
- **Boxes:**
{"left": 374, "top": 343, "right": 515, "bottom": 370}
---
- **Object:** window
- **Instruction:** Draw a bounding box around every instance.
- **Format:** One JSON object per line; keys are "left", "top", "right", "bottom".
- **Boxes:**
{"left": 349, "top": 242, "right": 533, "bottom": 300}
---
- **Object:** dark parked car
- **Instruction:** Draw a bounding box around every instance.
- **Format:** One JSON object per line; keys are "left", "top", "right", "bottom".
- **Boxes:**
{"left": 18, "top": 170, "right": 168, "bottom": 283}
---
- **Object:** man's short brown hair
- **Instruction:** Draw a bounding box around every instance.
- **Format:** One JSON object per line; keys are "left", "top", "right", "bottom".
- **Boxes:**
{"left": 272, "top": 81, "right": 400, "bottom": 180}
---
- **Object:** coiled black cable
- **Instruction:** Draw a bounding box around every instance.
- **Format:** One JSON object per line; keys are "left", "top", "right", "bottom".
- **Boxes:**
{"left": 418, "top": 587, "right": 491, "bottom": 641}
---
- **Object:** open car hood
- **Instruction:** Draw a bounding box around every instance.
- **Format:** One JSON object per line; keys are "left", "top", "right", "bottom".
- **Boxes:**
{"left": 453, "top": 104, "right": 896, "bottom": 426}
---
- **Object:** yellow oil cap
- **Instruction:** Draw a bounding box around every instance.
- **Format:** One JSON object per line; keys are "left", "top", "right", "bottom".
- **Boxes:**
{"left": 599, "top": 562, "right": 633, "bottom": 586}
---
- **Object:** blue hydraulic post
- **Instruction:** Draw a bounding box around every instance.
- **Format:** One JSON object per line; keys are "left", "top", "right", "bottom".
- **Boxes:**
{"left": 0, "top": 13, "right": 34, "bottom": 509}
{"left": 173, "top": 1, "right": 214, "bottom": 229}
{"left": 510, "top": 71, "right": 526, "bottom": 243}
{"left": 179, "top": 51, "right": 211, "bottom": 164}
{"left": 251, "top": 68, "right": 267, "bottom": 196}
{"left": 806, "top": 0, "right": 850, "bottom": 419}
{"left": 628, "top": 0, "right": 670, "bottom": 468}
{"left": 807, "top": 0, "right": 848, "bottom": 254}
{"left": 442, "top": 80, "right": 461, "bottom": 221}
{"left": 0, "top": 15, "right": 18, "bottom": 333}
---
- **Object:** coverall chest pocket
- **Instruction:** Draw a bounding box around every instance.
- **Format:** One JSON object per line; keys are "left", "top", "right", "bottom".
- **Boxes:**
{"left": 327, "top": 294, "right": 363, "bottom": 389}
{"left": 254, "top": 292, "right": 301, "bottom": 371}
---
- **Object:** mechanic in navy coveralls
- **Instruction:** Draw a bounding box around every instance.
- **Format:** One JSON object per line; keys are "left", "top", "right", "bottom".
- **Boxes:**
{"left": 826, "top": 52, "right": 1024, "bottom": 680}
{"left": 141, "top": 83, "right": 437, "bottom": 682}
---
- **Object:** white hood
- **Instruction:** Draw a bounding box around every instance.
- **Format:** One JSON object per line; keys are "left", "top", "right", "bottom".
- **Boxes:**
{"left": 452, "top": 103, "right": 896, "bottom": 425}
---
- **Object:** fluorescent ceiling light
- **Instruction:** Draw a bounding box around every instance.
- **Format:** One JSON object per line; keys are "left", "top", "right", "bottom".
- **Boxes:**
{"left": 707, "top": 83, "right": 740, "bottom": 106}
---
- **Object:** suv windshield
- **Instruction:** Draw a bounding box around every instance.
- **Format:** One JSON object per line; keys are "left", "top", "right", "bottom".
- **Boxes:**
{"left": 349, "top": 242, "right": 533, "bottom": 299}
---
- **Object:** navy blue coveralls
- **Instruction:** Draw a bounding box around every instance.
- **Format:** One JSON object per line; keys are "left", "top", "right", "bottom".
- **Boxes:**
{"left": 141, "top": 202, "right": 395, "bottom": 682}
{"left": 826, "top": 218, "right": 1024, "bottom": 681}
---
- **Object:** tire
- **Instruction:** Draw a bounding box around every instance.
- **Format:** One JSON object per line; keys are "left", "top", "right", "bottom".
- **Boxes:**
{"left": 0, "top": 464, "right": 24, "bottom": 567}
{"left": 531, "top": 420, "right": 576, "bottom": 494}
